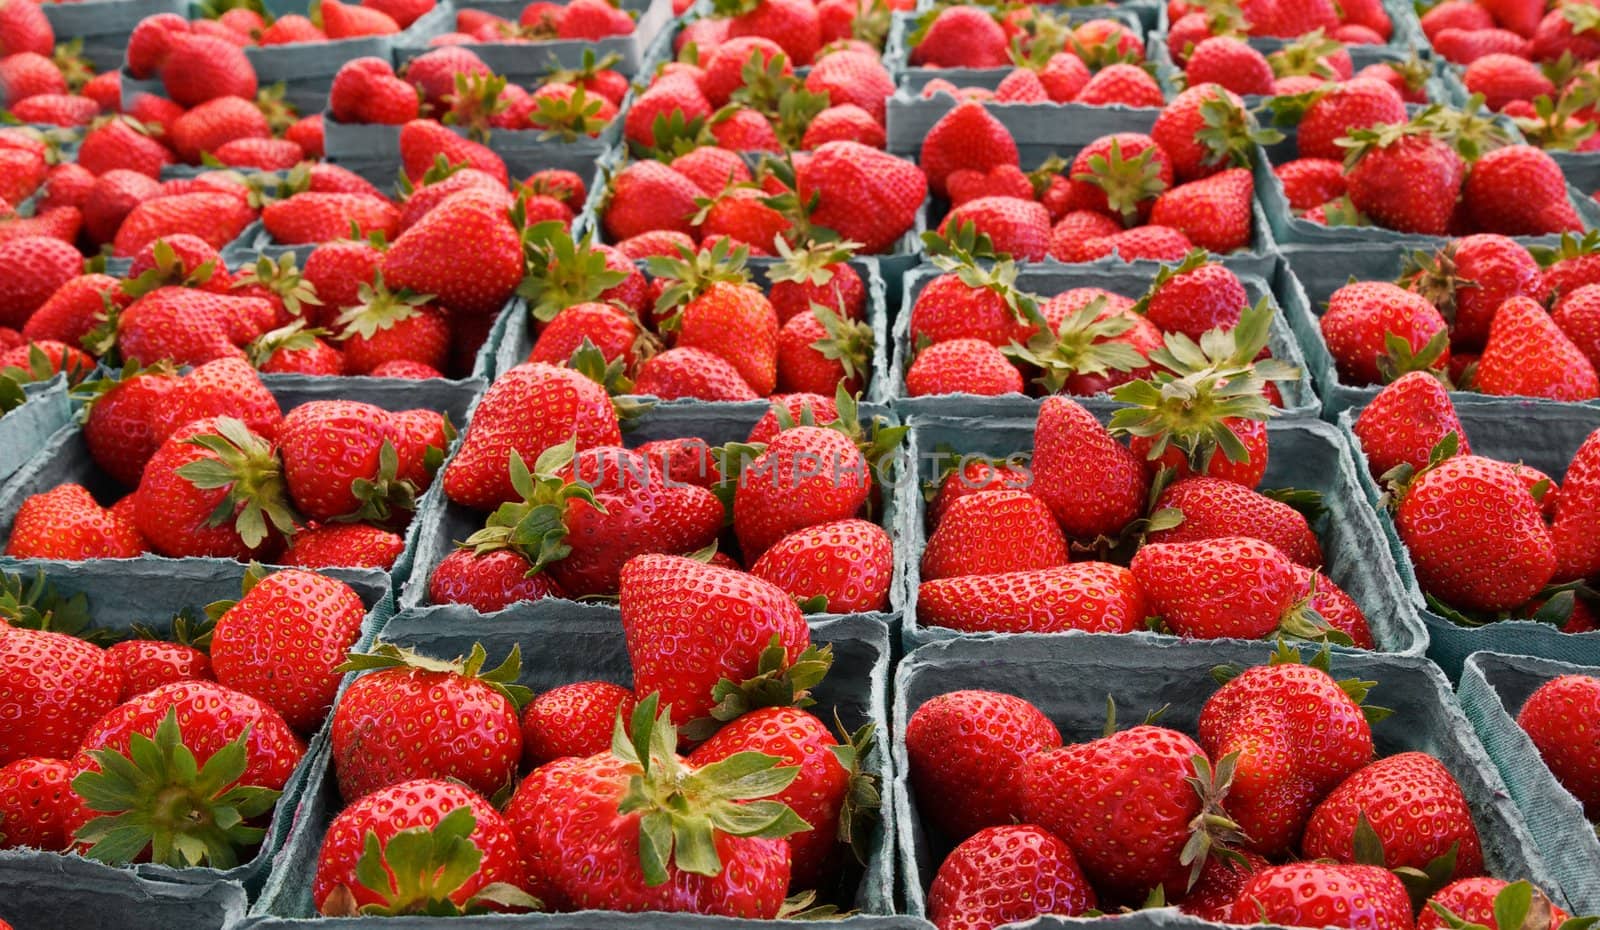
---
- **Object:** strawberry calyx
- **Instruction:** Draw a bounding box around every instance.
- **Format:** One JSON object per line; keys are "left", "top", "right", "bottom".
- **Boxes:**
{"left": 0, "top": 568, "right": 95, "bottom": 637}
{"left": 1510, "top": 90, "right": 1599, "bottom": 152}
{"left": 1267, "top": 29, "right": 1343, "bottom": 80}
{"left": 827, "top": 713, "right": 882, "bottom": 867}
{"left": 336, "top": 642, "right": 536, "bottom": 711}
{"left": 635, "top": 110, "right": 715, "bottom": 161}
{"left": 1408, "top": 99, "right": 1514, "bottom": 163}
{"left": 444, "top": 73, "right": 510, "bottom": 143}
{"left": 1179, "top": 751, "right": 1249, "bottom": 889}
{"left": 70, "top": 359, "right": 178, "bottom": 418}
{"left": 682, "top": 637, "right": 836, "bottom": 742}
{"left": 1276, "top": 573, "right": 1353, "bottom": 647}
{"left": 566, "top": 340, "right": 654, "bottom": 424}
{"left": 235, "top": 252, "right": 322, "bottom": 320}
{"left": 1430, "top": 880, "right": 1592, "bottom": 930}
{"left": 1397, "top": 245, "right": 1474, "bottom": 327}
{"left": 1530, "top": 229, "right": 1600, "bottom": 268}
{"left": 546, "top": 49, "right": 623, "bottom": 86}
{"left": 1003, "top": 295, "right": 1147, "bottom": 394}
{"left": 51, "top": 39, "right": 95, "bottom": 94}
{"left": 1565, "top": 2, "right": 1600, "bottom": 36}
{"left": 255, "top": 83, "right": 299, "bottom": 136}
{"left": 71, "top": 707, "right": 283, "bottom": 869}
{"left": 646, "top": 237, "right": 754, "bottom": 327}
{"left": 319, "top": 806, "right": 541, "bottom": 917}
{"left": 766, "top": 237, "right": 860, "bottom": 289}
{"left": 517, "top": 221, "right": 631, "bottom": 323}
{"left": 175, "top": 417, "right": 301, "bottom": 550}
{"left": 1197, "top": 95, "right": 1280, "bottom": 171}
{"left": 459, "top": 439, "right": 604, "bottom": 571}
{"left": 1376, "top": 329, "right": 1449, "bottom": 384}
{"left": 130, "top": 607, "right": 214, "bottom": 650}
{"left": 121, "top": 238, "right": 221, "bottom": 299}
{"left": 246, "top": 320, "right": 333, "bottom": 370}
{"left": 344, "top": 440, "right": 422, "bottom": 524}
{"left": 335, "top": 276, "right": 435, "bottom": 341}
{"left": 1378, "top": 429, "right": 1461, "bottom": 507}
{"left": 618, "top": 692, "right": 809, "bottom": 884}
{"left": 1352, "top": 811, "right": 1462, "bottom": 909}
{"left": 0, "top": 341, "right": 93, "bottom": 386}
{"left": 925, "top": 224, "right": 1047, "bottom": 330}
{"left": 528, "top": 83, "right": 612, "bottom": 143}
{"left": 1071, "top": 137, "right": 1171, "bottom": 227}
{"left": 806, "top": 303, "right": 874, "bottom": 386}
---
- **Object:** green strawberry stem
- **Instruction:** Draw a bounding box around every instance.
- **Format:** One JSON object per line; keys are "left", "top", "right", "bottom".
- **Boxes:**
{"left": 827, "top": 714, "right": 882, "bottom": 867}
{"left": 618, "top": 693, "right": 809, "bottom": 884}
{"left": 175, "top": 417, "right": 301, "bottom": 549}
{"left": 319, "top": 807, "right": 541, "bottom": 916}
{"left": 0, "top": 568, "right": 95, "bottom": 637}
{"left": 516, "top": 222, "right": 629, "bottom": 322}
{"left": 459, "top": 438, "right": 603, "bottom": 571}
{"left": 71, "top": 708, "right": 281, "bottom": 869}
{"left": 1179, "top": 751, "right": 1248, "bottom": 890}
{"left": 1003, "top": 294, "right": 1147, "bottom": 394}
{"left": 683, "top": 637, "right": 835, "bottom": 742}
{"left": 336, "top": 642, "right": 535, "bottom": 712}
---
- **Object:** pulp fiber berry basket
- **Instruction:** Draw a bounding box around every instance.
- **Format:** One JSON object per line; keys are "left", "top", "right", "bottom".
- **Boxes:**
{"left": 1458, "top": 651, "right": 1600, "bottom": 915}
{"left": 888, "top": 261, "right": 1319, "bottom": 418}
{"left": 889, "top": 412, "right": 1425, "bottom": 653}
{"left": 398, "top": 394, "right": 902, "bottom": 629}
{"left": 243, "top": 606, "right": 897, "bottom": 921}
{"left": 0, "top": 868, "right": 248, "bottom": 930}
{"left": 0, "top": 559, "right": 394, "bottom": 900}
{"left": 0, "top": 375, "right": 72, "bottom": 487}
{"left": 1338, "top": 397, "right": 1600, "bottom": 678}
{"left": 892, "top": 636, "right": 1564, "bottom": 918}
{"left": 491, "top": 257, "right": 893, "bottom": 403}
{"left": 0, "top": 375, "right": 484, "bottom": 589}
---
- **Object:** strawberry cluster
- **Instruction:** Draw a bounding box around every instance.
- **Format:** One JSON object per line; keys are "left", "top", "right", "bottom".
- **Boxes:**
{"left": 431, "top": 0, "right": 636, "bottom": 43}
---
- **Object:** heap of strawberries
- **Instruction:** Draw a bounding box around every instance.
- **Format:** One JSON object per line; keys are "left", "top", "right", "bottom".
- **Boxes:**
{"left": 1316, "top": 232, "right": 1600, "bottom": 400}
{"left": 908, "top": 647, "right": 1565, "bottom": 930}
{"left": 429, "top": 0, "right": 636, "bottom": 43}
{"left": 1177, "top": 31, "right": 1433, "bottom": 100}
{"left": 0, "top": 564, "right": 368, "bottom": 868}
{"left": 313, "top": 554, "right": 876, "bottom": 916}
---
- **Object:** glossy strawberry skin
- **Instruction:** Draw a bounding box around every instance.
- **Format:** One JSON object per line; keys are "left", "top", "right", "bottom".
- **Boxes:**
{"left": 749, "top": 518, "right": 893, "bottom": 614}
{"left": 905, "top": 690, "right": 1061, "bottom": 841}
{"left": 105, "top": 641, "right": 214, "bottom": 702}
{"left": 1302, "top": 751, "right": 1484, "bottom": 877}
{"left": 928, "top": 825, "right": 1097, "bottom": 930}
{"left": 0, "top": 628, "right": 123, "bottom": 767}
{"left": 1418, "top": 878, "right": 1570, "bottom": 930}
{"left": 921, "top": 489, "right": 1069, "bottom": 581}
{"left": 1148, "top": 477, "right": 1323, "bottom": 568}
{"left": 6, "top": 484, "right": 148, "bottom": 561}
{"left": 521, "top": 681, "right": 635, "bottom": 768}
{"left": 1353, "top": 372, "right": 1471, "bottom": 479}
{"left": 1132, "top": 536, "right": 1303, "bottom": 640}
{"left": 733, "top": 426, "right": 870, "bottom": 561}
{"left": 0, "top": 756, "right": 77, "bottom": 851}
{"left": 1518, "top": 675, "right": 1600, "bottom": 820}
{"left": 1031, "top": 396, "right": 1147, "bottom": 540}
{"left": 1231, "top": 863, "right": 1414, "bottom": 930}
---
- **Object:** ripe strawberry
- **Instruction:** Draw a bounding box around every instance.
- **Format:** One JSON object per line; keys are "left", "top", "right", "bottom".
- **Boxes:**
{"left": 106, "top": 639, "right": 213, "bottom": 702}
{"left": 1420, "top": 879, "right": 1571, "bottom": 930}
{"left": 921, "top": 489, "right": 1067, "bottom": 580}
{"left": 280, "top": 524, "right": 401, "bottom": 570}
{"left": 1476, "top": 296, "right": 1599, "bottom": 400}
{"left": 76, "top": 117, "right": 174, "bottom": 178}
{"left": 1276, "top": 158, "right": 1347, "bottom": 211}
{"left": 635, "top": 347, "right": 760, "bottom": 400}
{"left": 1199, "top": 654, "right": 1375, "bottom": 857}
{"left": 334, "top": 285, "right": 450, "bottom": 376}
{"left": 276, "top": 401, "right": 406, "bottom": 523}
{"left": 928, "top": 825, "right": 1097, "bottom": 930}
{"left": 1149, "top": 168, "right": 1253, "bottom": 253}
{"left": 733, "top": 425, "right": 869, "bottom": 559}
{"left": 910, "top": 6, "right": 1007, "bottom": 66}
{"left": 1077, "top": 63, "right": 1165, "bottom": 107}
{"left": 1232, "top": 863, "right": 1413, "bottom": 930}
{"left": 313, "top": 779, "right": 525, "bottom": 916}
{"left": 330, "top": 642, "right": 527, "bottom": 803}
{"left": 151, "top": 357, "right": 283, "bottom": 445}
{"left": 6, "top": 484, "right": 147, "bottom": 560}
{"left": 1187, "top": 36, "right": 1275, "bottom": 95}
{"left": 1321, "top": 281, "right": 1450, "bottom": 385}
{"left": 905, "top": 339, "right": 1022, "bottom": 397}
{"left": 1517, "top": 675, "right": 1600, "bottom": 818}
{"left": 1464, "top": 145, "right": 1581, "bottom": 235}
{"left": 0, "top": 52, "right": 65, "bottom": 105}
{"left": 397, "top": 120, "right": 507, "bottom": 186}
{"left": 618, "top": 554, "right": 809, "bottom": 726}
{"left": 80, "top": 365, "right": 184, "bottom": 488}
{"left": 330, "top": 58, "right": 419, "bottom": 125}
{"left": 1346, "top": 129, "right": 1463, "bottom": 236}
{"left": 1302, "top": 751, "right": 1483, "bottom": 876}
{"left": 111, "top": 193, "right": 256, "bottom": 258}
{"left": 918, "top": 562, "right": 1148, "bottom": 635}
{"left": 1353, "top": 371, "right": 1470, "bottom": 478}
{"left": 160, "top": 33, "right": 257, "bottom": 108}
{"left": 908, "top": 268, "right": 1037, "bottom": 348}
{"left": 0, "top": 627, "right": 122, "bottom": 765}
{"left": 262, "top": 193, "right": 397, "bottom": 246}
{"left": 1298, "top": 79, "right": 1407, "bottom": 161}
{"left": 521, "top": 681, "right": 635, "bottom": 768}
{"left": 0, "top": 236, "right": 80, "bottom": 329}
{"left": 1132, "top": 536, "right": 1303, "bottom": 640}
{"left": 796, "top": 142, "right": 926, "bottom": 254}
{"left": 1022, "top": 724, "right": 1232, "bottom": 902}
{"left": 1139, "top": 256, "right": 1246, "bottom": 340}
{"left": 920, "top": 102, "right": 1021, "bottom": 198}
{"left": 939, "top": 196, "right": 1049, "bottom": 261}
{"left": 748, "top": 518, "right": 892, "bottom": 613}
{"left": 0, "top": 0, "right": 52, "bottom": 57}
{"left": 927, "top": 457, "right": 1031, "bottom": 525}
{"left": 382, "top": 190, "right": 521, "bottom": 318}
{"left": 660, "top": 275, "right": 779, "bottom": 396}
{"left": 804, "top": 51, "right": 894, "bottom": 122}
{"left": 1463, "top": 53, "right": 1552, "bottom": 111}
{"left": 906, "top": 690, "right": 1061, "bottom": 840}
{"left": 428, "top": 547, "right": 562, "bottom": 612}
{"left": 1551, "top": 430, "right": 1600, "bottom": 584}
{"left": 621, "top": 75, "right": 712, "bottom": 149}
{"left": 1148, "top": 477, "right": 1322, "bottom": 567}
{"left": 364, "top": 0, "right": 435, "bottom": 28}
{"left": 504, "top": 696, "right": 802, "bottom": 916}
{"left": 114, "top": 287, "right": 276, "bottom": 367}
{"left": 131, "top": 416, "right": 296, "bottom": 560}
{"left": 0, "top": 756, "right": 77, "bottom": 851}
{"left": 1031, "top": 396, "right": 1147, "bottom": 539}
{"left": 1404, "top": 235, "right": 1541, "bottom": 352}
{"left": 322, "top": 0, "right": 400, "bottom": 37}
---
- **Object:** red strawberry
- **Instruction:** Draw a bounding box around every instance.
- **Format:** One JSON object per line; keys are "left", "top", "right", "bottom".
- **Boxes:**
{"left": 905, "top": 690, "right": 1061, "bottom": 840}
{"left": 114, "top": 287, "right": 276, "bottom": 367}
{"left": 1199, "top": 654, "right": 1376, "bottom": 857}
{"left": 281, "top": 524, "right": 404, "bottom": 570}
{"left": 921, "top": 489, "right": 1067, "bottom": 580}
{"left": 920, "top": 102, "right": 1021, "bottom": 198}
{"left": 905, "top": 338, "right": 1022, "bottom": 397}
{"left": 312, "top": 779, "right": 525, "bottom": 916}
{"left": 911, "top": 6, "right": 1007, "bottom": 67}
{"left": 1321, "top": 281, "right": 1450, "bottom": 386}
{"left": 160, "top": 33, "right": 257, "bottom": 108}
{"left": 1031, "top": 396, "right": 1147, "bottom": 540}
{"left": 1420, "top": 879, "right": 1571, "bottom": 930}
{"left": 804, "top": 50, "right": 894, "bottom": 122}
{"left": 321, "top": 0, "right": 400, "bottom": 37}
{"left": 1551, "top": 429, "right": 1600, "bottom": 582}
{"left": 1476, "top": 296, "right": 1599, "bottom": 400}
{"left": 398, "top": 120, "right": 507, "bottom": 186}
{"left": 1077, "top": 63, "right": 1165, "bottom": 107}
{"left": 382, "top": 190, "right": 521, "bottom": 317}
{"left": 0, "top": 627, "right": 122, "bottom": 765}
{"left": 521, "top": 681, "right": 635, "bottom": 768}
{"left": 112, "top": 193, "right": 256, "bottom": 258}
{"left": 1301, "top": 751, "right": 1483, "bottom": 877}
{"left": 1178, "top": 853, "right": 1271, "bottom": 920}
{"left": 797, "top": 142, "right": 927, "bottom": 254}
{"left": 1299, "top": 80, "right": 1407, "bottom": 161}
{"left": 81, "top": 365, "right": 185, "bottom": 488}
{"left": 1232, "top": 863, "right": 1413, "bottom": 930}
{"left": 1276, "top": 158, "right": 1348, "bottom": 211}
{"left": 106, "top": 640, "right": 213, "bottom": 702}
{"left": 918, "top": 562, "right": 1148, "bottom": 634}
{"left": 335, "top": 285, "right": 450, "bottom": 376}
{"left": 733, "top": 425, "right": 869, "bottom": 559}
{"left": 1187, "top": 36, "right": 1275, "bottom": 95}
{"left": 1149, "top": 477, "right": 1323, "bottom": 567}
{"left": 428, "top": 547, "right": 562, "bottom": 612}
{"left": 0, "top": 0, "right": 52, "bottom": 57}
{"left": 928, "top": 825, "right": 1097, "bottom": 930}
{"left": 0, "top": 236, "right": 81, "bottom": 329}
{"left": 1352, "top": 371, "right": 1470, "bottom": 478}
{"left": 749, "top": 518, "right": 892, "bottom": 613}
{"left": 1149, "top": 168, "right": 1253, "bottom": 253}
{"left": 151, "top": 357, "right": 283, "bottom": 445}
{"left": 635, "top": 347, "right": 759, "bottom": 400}
{"left": 0, "top": 756, "right": 77, "bottom": 851}
{"left": 1346, "top": 130, "right": 1463, "bottom": 236}
{"left": 618, "top": 554, "right": 810, "bottom": 727}
{"left": 1131, "top": 536, "right": 1303, "bottom": 639}
{"left": 1404, "top": 235, "right": 1540, "bottom": 352}
{"left": 1464, "top": 145, "right": 1582, "bottom": 235}
{"left": 1517, "top": 675, "right": 1600, "bottom": 819}
{"left": 262, "top": 193, "right": 398, "bottom": 246}
{"left": 6, "top": 484, "right": 147, "bottom": 560}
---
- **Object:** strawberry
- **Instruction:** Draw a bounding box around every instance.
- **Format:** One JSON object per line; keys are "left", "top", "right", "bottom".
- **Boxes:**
{"left": 1069, "top": 133, "right": 1174, "bottom": 226}
{"left": 1298, "top": 79, "right": 1407, "bottom": 161}
{"left": 1031, "top": 396, "right": 1147, "bottom": 540}
{"left": 111, "top": 193, "right": 257, "bottom": 258}
{"left": 921, "top": 489, "right": 1067, "bottom": 580}
{"left": 1199, "top": 650, "right": 1376, "bottom": 857}
{"left": 928, "top": 825, "right": 1097, "bottom": 930}
{"left": 521, "top": 681, "right": 635, "bottom": 768}
{"left": 1132, "top": 536, "right": 1304, "bottom": 640}
{"left": 442, "top": 363, "right": 621, "bottom": 510}
{"left": 796, "top": 141, "right": 926, "bottom": 254}
{"left": 635, "top": 347, "right": 760, "bottom": 400}
{"left": 1177, "top": 853, "right": 1270, "bottom": 920}
{"left": 939, "top": 197, "right": 1049, "bottom": 261}
{"left": 504, "top": 695, "right": 803, "bottom": 916}
{"left": 277, "top": 401, "right": 412, "bottom": 523}
{"left": 1139, "top": 254, "right": 1247, "bottom": 340}
{"left": 313, "top": 779, "right": 527, "bottom": 916}
{"left": 262, "top": 193, "right": 398, "bottom": 246}
{"left": 906, "top": 338, "right": 1022, "bottom": 397}
{"left": 1077, "top": 64, "right": 1166, "bottom": 107}
{"left": 0, "top": 340, "right": 93, "bottom": 384}
{"left": 911, "top": 6, "right": 1007, "bottom": 67}
{"left": 1403, "top": 235, "right": 1540, "bottom": 352}
{"left": 0, "top": 0, "right": 52, "bottom": 57}
{"left": 303, "top": 239, "right": 384, "bottom": 325}
{"left": 113, "top": 288, "right": 277, "bottom": 367}
{"left": 81, "top": 171, "right": 164, "bottom": 246}
{"left": 948, "top": 165, "right": 1035, "bottom": 206}
{"left": 1149, "top": 168, "right": 1253, "bottom": 253}
{"left": 0, "top": 626, "right": 122, "bottom": 765}
{"left": 905, "top": 690, "right": 1061, "bottom": 840}
{"left": 618, "top": 554, "right": 810, "bottom": 727}
{"left": 1302, "top": 751, "right": 1483, "bottom": 876}
{"left": 1022, "top": 723, "right": 1236, "bottom": 902}
{"left": 81, "top": 365, "right": 184, "bottom": 488}
{"left": 621, "top": 76, "right": 712, "bottom": 149}
{"left": 1232, "top": 863, "right": 1413, "bottom": 930}
{"left": 747, "top": 517, "right": 890, "bottom": 612}
{"left": 335, "top": 284, "right": 450, "bottom": 375}
{"left": 556, "top": 0, "right": 633, "bottom": 37}
{"left": 1353, "top": 371, "right": 1470, "bottom": 478}
{"left": 1276, "top": 158, "right": 1347, "bottom": 211}
{"left": 528, "top": 302, "right": 638, "bottom": 368}
{"left": 733, "top": 425, "right": 870, "bottom": 559}
{"left": 804, "top": 50, "right": 894, "bottom": 122}
{"left": 1553, "top": 430, "right": 1600, "bottom": 583}
{"left": 1464, "top": 144, "right": 1581, "bottom": 235}
{"left": 106, "top": 640, "right": 213, "bottom": 702}
{"left": 908, "top": 266, "right": 1037, "bottom": 348}
{"left": 6, "top": 484, "right": 147, "bottom": 560}
{"left": 131, "top": 416, "right": 297, "bottom": 560}
{"left": 168, "top": 96, "right": 271, "bottom": 164}
{"left": 1187, "top": 36, "right": 1275, "bottom": 96}
{"left": 428, "top": 547, "right": 562, "bottom": 612}
{"left": 1517, "top": 675, "right": 1600, "bottom": 819}
{"left": 0, "top": 52, "right": 65, "bottom": 105}
{"left": 331, "top": 58, "right": 420, "bottom": 125}
{"left": 920, "top": 102, "right": 1021, "bottom": 198}
{"left": 0, "top": 236, "right": 80, "bottom": 329}
{"left": 1148, "top": 476, "right": 1322, "bottom": 567}
{"left": 280, "top": 523, "right": 401, "bottom": 569}
{"left": 1420, "top": 879, "right": 1571, "bottom": 930}
{"left": 322, "top": 0, "right": 400, "bottom": 37}
{"left": 1554, "top": 285, "right": 1600, "bottom": 373}
{"left": 160, "top": 33, "right": 257, "bottom": 108}
{"left": 927, "top": 456, "right": 1031, "bottom": 525}
{"left": 918, "top": 562, "right": 1148, "bottom": 634}
{"left": 1345, "top": 128, "right": 1463, "bottom": 236}
{"left": 364, "top": 0, "right": 435, "bottom": 28}
{"left": 330, "top": 643, "right": 528, "bottom": 803}
{"left": 655, "top": 268, "right": 779, "bottom": 396}
{"left": 1475, "top": 296, "right": 1599, "bottom": 400}
{"left": 1321, "top": 281, "right": 1450, "bottom": 386}
{"left": 382, "top": 190, "right": 522, "bottom": 318}
{"left": 0, "top": 756, "right": 77, "bottom": 851}
{"left": 398, "top": 120, "right": 507, "bottom": 186}
{"left": 151, "top": 357, "right": 283, "bottom": 445}
{"left": 1463, "top": 53, "right": 1552, "bottom": 111}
